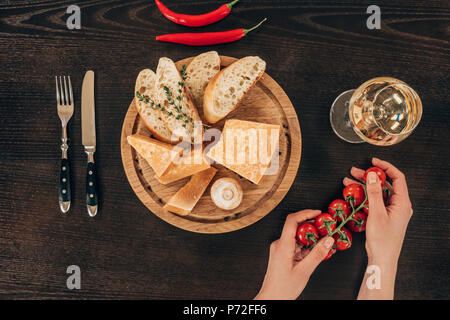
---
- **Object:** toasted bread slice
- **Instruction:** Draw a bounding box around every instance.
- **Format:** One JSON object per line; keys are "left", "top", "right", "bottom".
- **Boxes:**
{"left": 134, "top": 69, "right": 178, "bottom": 144}
{"left": 207, "top": 119, "right": 280, "bottom": 184}
{"left": 185, "top": 51, "right": 221, "bottom": 115}
{"left": 156, "top": 149, "right": 211, "bottom": 185}
{"left": 203, "top": 56, "right": 266, "bottom": 124}
{"left": 163, "top": 167, "right": 217, "bottom": 216}
{"left": 127, "top": 134, "right": 183, "bottom": 177}
{"left": 155, "top": 58, "right": 203, "bottom": 144}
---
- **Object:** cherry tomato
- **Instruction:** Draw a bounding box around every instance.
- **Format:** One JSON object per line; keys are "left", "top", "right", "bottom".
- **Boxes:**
{"left": 314, "top": 213, "right": 337, "bottom": 236}
{"left": 328, "top": 199, "right": 351, "bottom": 223}
{"left": 332, "top": 227, "right": 352, "bottom": 251}
{"left": 346, "top": 211, "right": 368, "bottom": 232}
{"left": 363, "top": 167, "right": 386, "bottom": 186}
{"left": 323, "top": 247, "right": 336, "bottom": 261}
{"left": 296, "top": 223, "right": 319, "bottom": 247}
{"left": 343, "top": 184, "right": 366, "bottom": 207}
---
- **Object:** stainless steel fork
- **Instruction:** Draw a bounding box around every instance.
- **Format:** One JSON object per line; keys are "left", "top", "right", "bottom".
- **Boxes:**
{"left": 56, "top": 76, "right": 74, "bottom": 213}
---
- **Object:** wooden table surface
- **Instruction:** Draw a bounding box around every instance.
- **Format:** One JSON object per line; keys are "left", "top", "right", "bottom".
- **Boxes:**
{"left": 0, "top": 0, "right": 449, "bottom": 300}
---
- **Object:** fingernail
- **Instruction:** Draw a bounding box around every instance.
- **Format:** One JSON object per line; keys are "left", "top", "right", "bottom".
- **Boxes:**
{"left": 367, "top": 171, "right": 378, "bottom": 185}
{"left": 324, "top": 237, "right": 334, "bottom": 249}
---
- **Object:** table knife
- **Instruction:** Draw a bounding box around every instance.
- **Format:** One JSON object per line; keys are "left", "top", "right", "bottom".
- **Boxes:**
{"left": 81, "top": 70, "right": 98, "bottom": 217}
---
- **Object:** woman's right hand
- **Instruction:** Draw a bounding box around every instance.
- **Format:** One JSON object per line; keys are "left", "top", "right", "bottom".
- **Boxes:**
{"left": 344, "top": 158, "right": 413, "bottom": 299}
{"left": 344, "top": 158, "right": 413, "bottom": 265}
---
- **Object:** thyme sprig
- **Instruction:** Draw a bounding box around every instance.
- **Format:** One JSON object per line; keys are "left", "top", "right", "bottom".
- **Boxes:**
{"left": 135, "top": 65, "right": 195, "bottom": 131}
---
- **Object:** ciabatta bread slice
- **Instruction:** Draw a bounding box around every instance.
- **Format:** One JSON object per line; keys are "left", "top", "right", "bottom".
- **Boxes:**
{"left": 156, "top": 149, "right": 211, "bottom": 185}
{"left": 203, "top": 56, "right": 266, "bottom": 124}
{"left": 163, "top": 167, "right": 217, "bottom": 216}
{"left": 207, "top": 119, "right": 280, "bottom": 184}
{"left": 127, "top": 134, "right": 183, "bottom": 177}
{"left": 134, "top": 69, "right": 178, "bottom": 144}
{"left": 185, "top": 51, "right": 220, "bottom": 114}
{"left": 155, "top": 57, "right": 203, "bottom": 144}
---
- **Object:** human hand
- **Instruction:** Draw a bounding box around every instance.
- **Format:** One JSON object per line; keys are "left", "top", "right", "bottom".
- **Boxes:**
{"left": 254, "top": 210, "right": 335, "bottom": 300}
{"left": 344, "top": 158, "right": 413, "bottom": 267}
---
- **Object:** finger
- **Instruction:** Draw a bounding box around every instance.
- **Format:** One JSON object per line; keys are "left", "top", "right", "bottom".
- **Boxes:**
{"left": 279, "top": 210, "right": 321, "bottom": 253}
{"left": 350, "top": 167, "right": 365, "bottom": 181}
{"left": 343, "top": 177, "right": 361, "bottom": 187}
{"left": 372, "top": 158, "right": 409, "bottom": 197}
{"left": 295, "top": 237, "right": 334, "bottom": 277}
{"left": 365, "top": 171, "right": 387, "bottom": 217}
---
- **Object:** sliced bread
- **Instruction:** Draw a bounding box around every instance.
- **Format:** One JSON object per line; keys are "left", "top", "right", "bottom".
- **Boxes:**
{"left": 127, "top": 134, "right": 183, "bottom": 177}
{"left": 203, "top": 56, "right": 266, "bottom": 124}
{"left": 163, "top": 167, "right": 217, "bottom": 216}
{"left": 185, "top": 51, "right": 221, "bottom": 113}
{"left": 155, "top": 57, "right": 203, "bottom": 144}
{"left": 134, "top": 69, "right": 178, "bottom": 144}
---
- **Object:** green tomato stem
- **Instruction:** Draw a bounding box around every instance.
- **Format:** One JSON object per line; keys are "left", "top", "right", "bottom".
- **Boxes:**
{"left": 329, "top": 185, "right": 368, "bottom": 237}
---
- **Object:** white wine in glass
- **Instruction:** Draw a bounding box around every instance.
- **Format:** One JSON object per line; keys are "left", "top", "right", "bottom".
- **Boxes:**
{"left": 330, "top": 77, "right": 423, "bottom": 146}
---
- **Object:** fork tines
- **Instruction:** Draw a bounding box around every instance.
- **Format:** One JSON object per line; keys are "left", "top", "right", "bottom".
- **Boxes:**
{"left": 55, "top": 76, "right": 73, "bottom": 106}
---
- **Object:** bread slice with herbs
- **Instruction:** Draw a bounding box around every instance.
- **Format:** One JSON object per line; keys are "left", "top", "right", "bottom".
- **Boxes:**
{"left": 185, "top": 51, "right": 221, "bottom": 115}
{"left": 134, "top": 69, "right": 178, "bottom": 144}
{"left": 203, "top": 56, "right": 266, "bottom": 124}
{"left": 155, "top": 57, "right": 203, "bottom": 144}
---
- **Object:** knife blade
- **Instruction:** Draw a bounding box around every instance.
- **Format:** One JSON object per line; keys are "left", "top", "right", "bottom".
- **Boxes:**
{"left": 82, "top": 70, "right": 96, "bottom": 148}
{"left": 81, "top": 70, "right": 98, "bottom": 217}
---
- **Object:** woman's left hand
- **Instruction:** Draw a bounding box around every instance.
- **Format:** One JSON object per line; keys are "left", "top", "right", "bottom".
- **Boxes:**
{"left": 255, "top": 210, "right": 335, "bottom": 300}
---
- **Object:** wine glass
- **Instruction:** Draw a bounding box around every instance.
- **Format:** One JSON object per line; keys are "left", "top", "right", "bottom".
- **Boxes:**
{"left": 330, "top": 77, "right": 423, "bottom": 146}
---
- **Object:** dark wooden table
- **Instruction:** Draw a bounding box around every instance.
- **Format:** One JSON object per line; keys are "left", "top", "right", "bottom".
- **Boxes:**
{"left": 0, "top": 0, "right": 449, "bottom": 300}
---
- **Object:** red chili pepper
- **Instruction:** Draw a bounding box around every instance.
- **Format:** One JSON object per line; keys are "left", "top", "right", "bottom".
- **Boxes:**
{"left": 155, "top": 0, "right": 240, "bottom": 27}
{"left": 156, "top": 18, "right": 267, "bottom": 46}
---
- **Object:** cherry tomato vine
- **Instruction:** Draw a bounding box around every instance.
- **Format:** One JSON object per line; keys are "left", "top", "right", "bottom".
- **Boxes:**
{"left": 295, "top": 166, "right": 389, "bottom": 261}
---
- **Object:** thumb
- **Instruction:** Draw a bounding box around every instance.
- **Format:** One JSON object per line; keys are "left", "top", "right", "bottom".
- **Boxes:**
{"left": 365, "top": 171, "right": 385, "bottom": 216}
{"left": 296, "top": 237, "right": 334, "bottom": 276}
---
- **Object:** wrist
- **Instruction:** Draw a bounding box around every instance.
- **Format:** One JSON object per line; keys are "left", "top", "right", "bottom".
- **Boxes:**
{"left": 368, "top": 255, "right": 398, "bottom": 270}
{"left": 367, "top": 257, "right": 398, "bottom": 285}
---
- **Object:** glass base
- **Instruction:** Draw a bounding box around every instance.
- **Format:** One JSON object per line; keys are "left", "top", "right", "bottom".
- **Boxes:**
{"left": 330, "top": 89, "right": 364, "bottom": 144}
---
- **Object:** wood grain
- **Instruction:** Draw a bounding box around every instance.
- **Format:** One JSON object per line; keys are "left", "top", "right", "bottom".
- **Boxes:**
{"left": 121, "top": 56, "right": 301, "bottom": 233}
{"left": 0, "top": 0, "right": 449, "bottom": 299}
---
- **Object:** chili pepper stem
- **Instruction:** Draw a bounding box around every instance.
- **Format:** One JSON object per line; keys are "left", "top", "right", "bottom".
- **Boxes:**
{"left": 227, "top": 0, "right": 240, "bottom": 9}
{"left": 244, "top": 18, "right": 267, "bottom": 35}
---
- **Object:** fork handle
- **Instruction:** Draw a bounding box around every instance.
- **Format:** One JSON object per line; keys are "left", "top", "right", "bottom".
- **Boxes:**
{"left": 59, "top": 158, "right": 71, "bottom": 213}
{"left": 59, "top": 134, "right": 71, "bottom": 213}
{"left": 85, "top": 150, "right": 98, "bottom": 217}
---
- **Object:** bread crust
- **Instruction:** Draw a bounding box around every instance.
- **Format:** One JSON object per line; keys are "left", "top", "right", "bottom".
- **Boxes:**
{"left": 203, "top": 57, "right": 266, "bottom": 124}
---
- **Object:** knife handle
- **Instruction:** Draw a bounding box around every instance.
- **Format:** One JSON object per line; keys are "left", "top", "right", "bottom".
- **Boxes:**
{"left": 59, "top": 158, "right": 71, "bottom": 213}
{"left": 86, "top": 160, "right": 98, "bottom": 217}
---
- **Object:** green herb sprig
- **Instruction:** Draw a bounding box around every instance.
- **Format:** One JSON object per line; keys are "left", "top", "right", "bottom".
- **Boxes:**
{"left": 135, "top": 65, "right": 194, "bottom": 131}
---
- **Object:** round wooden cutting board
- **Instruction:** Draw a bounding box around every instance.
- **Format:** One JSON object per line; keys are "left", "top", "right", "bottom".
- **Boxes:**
{"left": 121, "top": 56, "right": 301, "bottom": 234}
